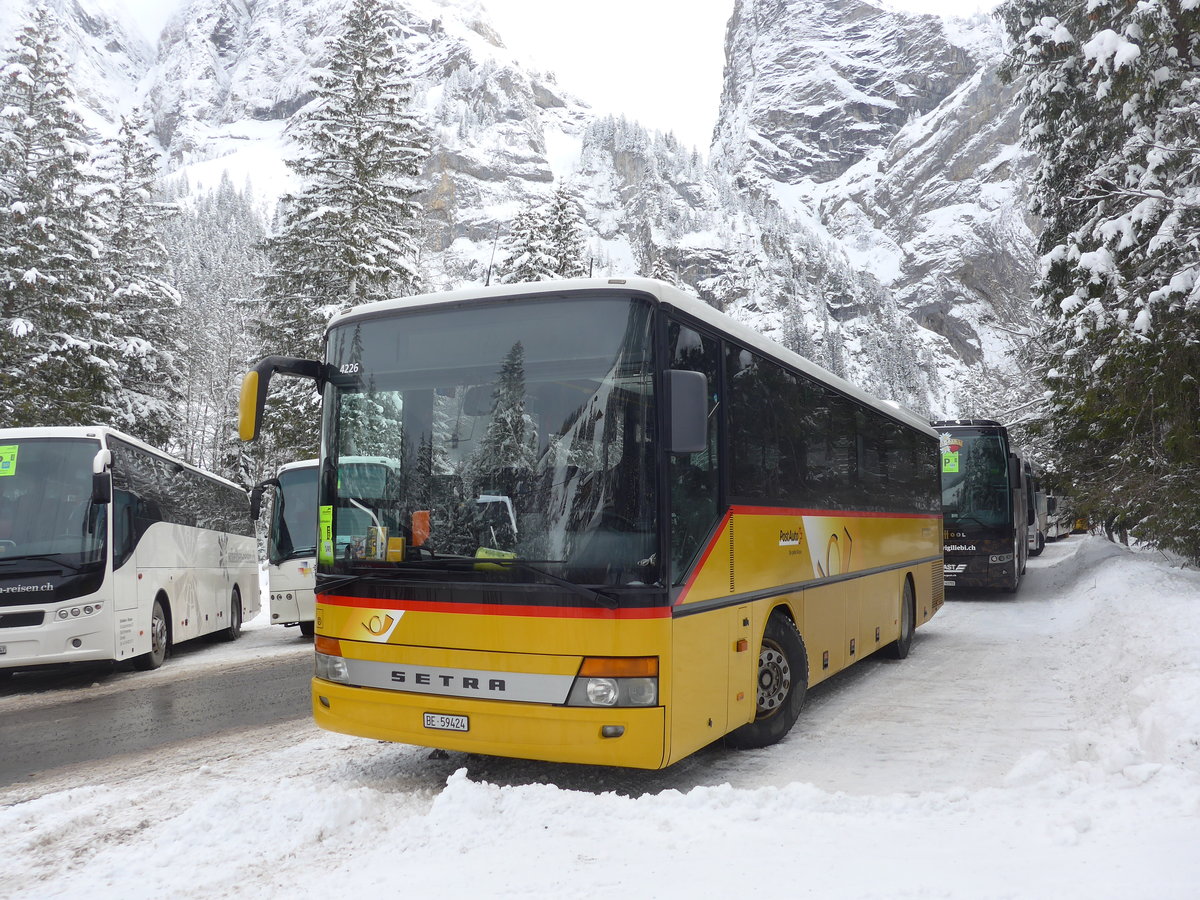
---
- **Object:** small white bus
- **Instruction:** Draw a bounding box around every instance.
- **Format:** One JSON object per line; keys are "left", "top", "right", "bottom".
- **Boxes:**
{"left": 253, "top": 459, "right": 318, "bottom": 637}
{"left": 0, "top": 426, "right": 259, "bottom": 673}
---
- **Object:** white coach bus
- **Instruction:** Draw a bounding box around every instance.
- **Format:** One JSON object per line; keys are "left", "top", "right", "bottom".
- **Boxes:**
{"left": 0, "top": 426, "right": 259, "bottom": 674}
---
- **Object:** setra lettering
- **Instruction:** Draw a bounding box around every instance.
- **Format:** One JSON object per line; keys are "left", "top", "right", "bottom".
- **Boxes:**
{"left": 388, "top": 669, "right": 507, "bottom": 694}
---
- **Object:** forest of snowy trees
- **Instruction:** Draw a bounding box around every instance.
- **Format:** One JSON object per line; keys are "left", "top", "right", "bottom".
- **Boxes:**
{"left": 998, "top": 0, "right": 1199, "bottom": 563}
{"left": 1, "top": 0, "right": 1197, "bottom": 562}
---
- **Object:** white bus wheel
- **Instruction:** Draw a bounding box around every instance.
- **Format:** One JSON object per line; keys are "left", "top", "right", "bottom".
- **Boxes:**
{"left": 220, "top": 587, "right": 243, "bottom": 642}
{"left": 133, "top": 597, "right": 169, "bottom": 671}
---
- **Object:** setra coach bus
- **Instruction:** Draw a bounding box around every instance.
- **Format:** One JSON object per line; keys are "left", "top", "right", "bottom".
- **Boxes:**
{"left": 239, "top": 278, "right": 944, "bottom": 768}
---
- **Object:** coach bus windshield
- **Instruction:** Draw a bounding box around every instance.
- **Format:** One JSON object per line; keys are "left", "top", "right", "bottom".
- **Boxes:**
{"left": 940, "top": 430, "right": 1011, "bottom": 529}
{"left": 0, "top": 438, "right": 105, "bottom": 564}
{"left": 322, "top": 294, "right": 659, "bottom": 587}
{"left": 269, "top": 465, "right": 318, "bottom": 565}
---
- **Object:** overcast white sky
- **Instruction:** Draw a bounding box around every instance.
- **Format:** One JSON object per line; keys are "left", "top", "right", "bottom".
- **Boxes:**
{"left": 120, "top": 0, "right": 1001, "bottom": 153}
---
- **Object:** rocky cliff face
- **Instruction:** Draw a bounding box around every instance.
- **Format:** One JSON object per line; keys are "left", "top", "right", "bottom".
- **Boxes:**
{"left": 0, "top": 0, "right": 152, "bottom": 128}
{"left": 3, "top": 0, "right": 1042, "bottom": 416}
{"left": 713, "top": 0, "right": 1040, "bottom": 382}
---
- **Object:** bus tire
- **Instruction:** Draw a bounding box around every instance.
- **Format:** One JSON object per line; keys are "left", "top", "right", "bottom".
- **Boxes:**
{"left": 133, "top": 596, "right": 169, "bottom": 671}
{"left": 886, "top": 578, "right": 915, "bottom": 660}
{"left": 726, "top": 612, "right": 808, "bottom": 750}
{"left": 299, "top": 621, "right": 315, "bottom": 638}
{"left": 219, "top": 587, "right": 243, "bottom": 642}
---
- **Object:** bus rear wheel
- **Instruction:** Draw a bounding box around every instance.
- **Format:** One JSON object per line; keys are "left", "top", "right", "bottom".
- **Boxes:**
{"left": 219, "top": 587, "right": 243, "bottom": 641}
{"left": 133, "top": 597, "right": 169, "bottom": 671}
{"left": 885, "top": 579, "right": 915, "bottom": 659}
{"left": 726, "top": 612, "right": 808, "bottom": 750}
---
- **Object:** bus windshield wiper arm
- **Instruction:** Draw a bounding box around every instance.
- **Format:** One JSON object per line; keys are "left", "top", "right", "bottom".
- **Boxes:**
{"left": 3, "top": 553, "right": 83, "bottom": 573}
{"left": 393, "top": 557, "right": 619, "bottom": 609}
{"left": 492, "top": 560, "right": 619, "bottom": 610}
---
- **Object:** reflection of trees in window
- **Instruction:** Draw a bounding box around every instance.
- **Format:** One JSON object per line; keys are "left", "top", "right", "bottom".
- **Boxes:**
{"left": 473, "top": 341, "right": 537, "bottom": 496}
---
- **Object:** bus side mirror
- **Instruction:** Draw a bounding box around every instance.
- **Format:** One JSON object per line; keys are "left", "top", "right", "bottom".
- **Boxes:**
{"left": 238, "top": 356, "right": 328, "bottom": 442}
{"left": 668, "top": 370, "right": 708, "bottom": 455}
{"left": 91, "top": 449, "right": 112, "bottom": 505}
{"left": 250, "top": 478, "right": 280, "bottom": 520}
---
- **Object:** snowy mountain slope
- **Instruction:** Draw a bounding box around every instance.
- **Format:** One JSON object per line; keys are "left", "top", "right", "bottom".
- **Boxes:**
{"left": 2, "top": 537, "right": 1198, "bottom": 897}
{"left": 711, "top": 0, "right": 976, "bottom": 186}
{"left": 712, "top": 0, "right": 1040, "bottom": 381}
{"left": 3, "top": 0, "right": 1044, "bottom": 415}
{"left": 0, "top": 0, "right": 153, "bottom": 129}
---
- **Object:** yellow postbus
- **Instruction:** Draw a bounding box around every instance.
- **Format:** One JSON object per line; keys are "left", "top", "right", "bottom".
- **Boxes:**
{"left": 239, "top": 278, "right": 943, "bottom": 768}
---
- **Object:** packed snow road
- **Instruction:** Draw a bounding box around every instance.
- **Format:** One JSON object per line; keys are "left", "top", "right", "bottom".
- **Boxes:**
{"left": 1, "top": 535, "right": 1197, "bottom": 899}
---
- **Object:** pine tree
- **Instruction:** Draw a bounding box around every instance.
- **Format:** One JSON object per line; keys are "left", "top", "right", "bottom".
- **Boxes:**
{"left": 255, "top": 0, "right": 430, "bottom": 464}
{"left": 998, "top": 0, "right": 1200, "bottom": 562}
{"left": 0, "top": 4, "right": 112, "bottom": 426}
{"left": 98, "top": 110, "right": 184, "bottom": 448}
{"left": 495, "top": 199, "right": 557, "bottom": 284}
{"left": 544, "top": 186, "right": 590, "bottom": 277}
{"left": 159, "top": 174, "right": 268, "bottom": 481}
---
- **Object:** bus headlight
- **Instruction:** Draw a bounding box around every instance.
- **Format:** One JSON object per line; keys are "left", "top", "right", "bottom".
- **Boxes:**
{"left": 585, "top": 678, "right": 619, "bottom": 706}
{"left": 566, "top": 658, "right": 658, "bottom": 708}
{"left": 315, "top": 652, "right": 350, "bottom": 684}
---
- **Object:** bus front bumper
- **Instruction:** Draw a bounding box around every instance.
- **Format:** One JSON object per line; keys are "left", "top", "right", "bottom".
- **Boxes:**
{"left": 312, "top": 678, "right": 668, "bottom": 769}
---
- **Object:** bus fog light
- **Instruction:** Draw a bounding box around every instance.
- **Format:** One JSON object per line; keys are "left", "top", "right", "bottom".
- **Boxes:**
{"left": 315, "top": 652, "right": 350, "bottom": 684}
{"left": 625, "top": 677, "right": 657, "bottom": 706}
{"left": 601, "top": 725, "right": 625, "bottom": 738}
{"left": 586, "top": 677, "right": 619, "bottom": 706}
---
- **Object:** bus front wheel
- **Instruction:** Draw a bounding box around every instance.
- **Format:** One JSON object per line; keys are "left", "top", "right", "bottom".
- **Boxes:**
{"left": 726, "top": 613, "right": 808, "bottom": 750}
{"left": 133, "top": 597, "right": 169, "bottom": 671}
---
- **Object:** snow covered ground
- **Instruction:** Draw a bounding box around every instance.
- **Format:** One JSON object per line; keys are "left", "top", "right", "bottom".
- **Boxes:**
{"left": 1, "top": 535, "right": 1198, "bottom": 899}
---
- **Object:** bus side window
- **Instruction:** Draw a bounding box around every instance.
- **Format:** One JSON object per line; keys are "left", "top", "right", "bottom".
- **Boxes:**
{"left": 668, "top": 320, "right": 720, "bottom": 586}
{"left": 112, "top": 489, "right": 135, "bottom": 569}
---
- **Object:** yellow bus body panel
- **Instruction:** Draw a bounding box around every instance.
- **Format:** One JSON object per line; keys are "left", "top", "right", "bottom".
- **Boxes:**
{"left": 312, "top": 508, "right": 942, "bottom": 769}
{"left": 313, "top": 678, "right": 667, "bottom": 769}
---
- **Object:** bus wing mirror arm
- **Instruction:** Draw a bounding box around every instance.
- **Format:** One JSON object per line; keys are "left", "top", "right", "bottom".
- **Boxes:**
{"left": 239, "top": 356, "right": 328, "bottom": 442}
{"left": 249, "top": 478, "right": 280, "bottom": 520}
{"left": 668, "top": 370, "right": 708, "bottom": 455}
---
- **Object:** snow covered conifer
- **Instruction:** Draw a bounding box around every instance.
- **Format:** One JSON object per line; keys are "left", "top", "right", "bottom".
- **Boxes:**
{"left": 0, "top": 4, "right": 111, "bottom": 426}
{"left": 544, "top": 186, "right": 590, "bottom": 278}
{"left": 256, "top": 0, "right": 430, "bottom": 462}
{"left": 98, "top": 110, "right": 183, "bottom": 448}
{"left": 999, "top": 0, "right": 1200, "bottom": 562}
{"left": 495, "top": 200, "right": 556, "bottom": 284}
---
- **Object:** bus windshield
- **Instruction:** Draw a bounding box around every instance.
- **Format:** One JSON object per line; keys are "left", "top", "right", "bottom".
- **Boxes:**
{"left": 940, "top": 430, "right": 1011, "bottom": 528}
{"left": 0, "top": 438, "right": 105, "bottom": 564}
{"left": 269, "top": 465, "right": 318, "bottom": 564}
{"left": 322, "top": 294, "right": 659, "bottom": 586}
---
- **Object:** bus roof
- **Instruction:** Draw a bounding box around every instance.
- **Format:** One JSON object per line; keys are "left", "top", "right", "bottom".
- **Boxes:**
{"left": 326, "top": 277, "right": 937, "bottom": 438}
{"left": 0, "top": 425, "right": 247, "bottom": 492}
{"left": 276, "top": 457, "right": 399, "bottom": 476}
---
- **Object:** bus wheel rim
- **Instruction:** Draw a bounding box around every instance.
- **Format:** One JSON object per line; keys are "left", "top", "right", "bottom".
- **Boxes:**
{"left": 756, "top": 639, "right": 791, "bottom": 717}
{"left": 151, "top": 610, "right": 166, "bottom": 653}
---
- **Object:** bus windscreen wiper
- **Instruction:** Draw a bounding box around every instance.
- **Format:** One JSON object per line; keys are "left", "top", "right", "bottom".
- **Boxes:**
{"left": 2, "top": 553, "right": 84, "bottom": 573}
{"left": 393, "top": 556, "right": 619, "bottom": 609}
